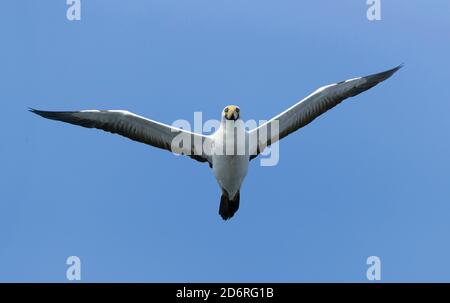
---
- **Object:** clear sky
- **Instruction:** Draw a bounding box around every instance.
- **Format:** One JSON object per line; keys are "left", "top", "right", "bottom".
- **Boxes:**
{"left": 1, "top": 0, "right": 450, "bottom": 282}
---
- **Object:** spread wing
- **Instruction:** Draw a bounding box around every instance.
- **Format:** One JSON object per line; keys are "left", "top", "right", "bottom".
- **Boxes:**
{"left": 30, "top": 109, "right": 212, "bottom": 165}
{"left": 249, "top": 65, "right": 402, "bottom": 159}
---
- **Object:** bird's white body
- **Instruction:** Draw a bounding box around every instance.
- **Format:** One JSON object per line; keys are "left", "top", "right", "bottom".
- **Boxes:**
{"left": 211, "top": 121, "right": 250, "bottom": 199}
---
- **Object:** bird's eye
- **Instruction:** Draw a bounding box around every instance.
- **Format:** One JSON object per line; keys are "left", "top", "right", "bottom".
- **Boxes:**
{"left": 224, "top": 108, "right": 229, "bottom": 113}
{"left": 235, "top": 108, "right": 240, "bottom": 113}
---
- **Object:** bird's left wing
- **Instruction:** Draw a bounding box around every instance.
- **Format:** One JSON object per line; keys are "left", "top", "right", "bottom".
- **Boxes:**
{"left": 249, "top": 65, "right": 402, "bottom": 159}
{"left": 30, "top": 109, "right": 212, "bottom": 165}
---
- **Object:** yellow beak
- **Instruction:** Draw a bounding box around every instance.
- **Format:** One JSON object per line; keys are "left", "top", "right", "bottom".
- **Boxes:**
{"left": 225, "top": 106, "right": 238, "bottom": 120}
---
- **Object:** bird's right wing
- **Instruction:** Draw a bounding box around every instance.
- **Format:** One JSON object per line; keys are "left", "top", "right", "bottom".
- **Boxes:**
{"left": 249, "top": 65, "right": 402, "bottom": 159}
{"left": 30, "top": 109, "right": 212, "bottom": 165}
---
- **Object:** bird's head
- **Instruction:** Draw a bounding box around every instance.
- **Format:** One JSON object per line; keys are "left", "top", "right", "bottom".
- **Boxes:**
{"left": 222, "top": 105, "right": 240, "bottom": 121}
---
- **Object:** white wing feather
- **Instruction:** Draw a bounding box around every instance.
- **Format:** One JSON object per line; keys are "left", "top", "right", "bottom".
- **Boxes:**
{"left": 30, "top": 109, "right": 212, "bottom": 164}
{"left": 249, "top": 65, "right": 402, "bottom": 158}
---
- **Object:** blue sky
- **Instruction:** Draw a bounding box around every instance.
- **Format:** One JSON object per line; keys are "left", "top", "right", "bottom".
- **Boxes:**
{"left": 1, "top": 0, "right": 450, "bottom": 282}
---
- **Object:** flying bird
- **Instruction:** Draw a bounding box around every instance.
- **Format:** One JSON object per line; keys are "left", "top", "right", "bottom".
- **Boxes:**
{"left": 30, "top": 65, "right": 402, "bottom": 220}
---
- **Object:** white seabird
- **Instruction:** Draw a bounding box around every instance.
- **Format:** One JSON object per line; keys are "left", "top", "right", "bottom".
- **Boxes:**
{"left": 30, "top": 65, "right": 402, "bottom": 220}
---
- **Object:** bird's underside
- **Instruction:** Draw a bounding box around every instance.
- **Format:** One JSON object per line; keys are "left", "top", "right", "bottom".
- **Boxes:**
{"left": 30, "top": 65, "right": 402, "bottom": 220}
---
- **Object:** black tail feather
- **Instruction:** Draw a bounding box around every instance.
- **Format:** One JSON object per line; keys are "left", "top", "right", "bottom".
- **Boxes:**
{"left": 219, "top": 191, "right": 240, "bottom": 220}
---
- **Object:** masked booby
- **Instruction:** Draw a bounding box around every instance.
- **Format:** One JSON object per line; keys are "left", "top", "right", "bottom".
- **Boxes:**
{"left": 30, "top": 65, "right": 402, "bottom": 220}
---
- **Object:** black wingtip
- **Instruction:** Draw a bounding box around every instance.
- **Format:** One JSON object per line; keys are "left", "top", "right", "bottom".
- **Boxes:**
{"left": 366, "top": 64, "right": 403, "bottom": 84}
{"left": 28, "top": 108, "right": 49, "bottom": 119}
{"left": 384, "top": 64, "right": 403, "bottom": 76}
{"left": 29, "top": 107, "right": 41, "bottom": 115}
{"left": 28, "top": 107, "right": 43, "bottom": 114}
{"left": 392, "top": 63, "right": 404, "bottom": 72}
{"left": 28, "top": 108, "right": 75, "bottom": 125}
